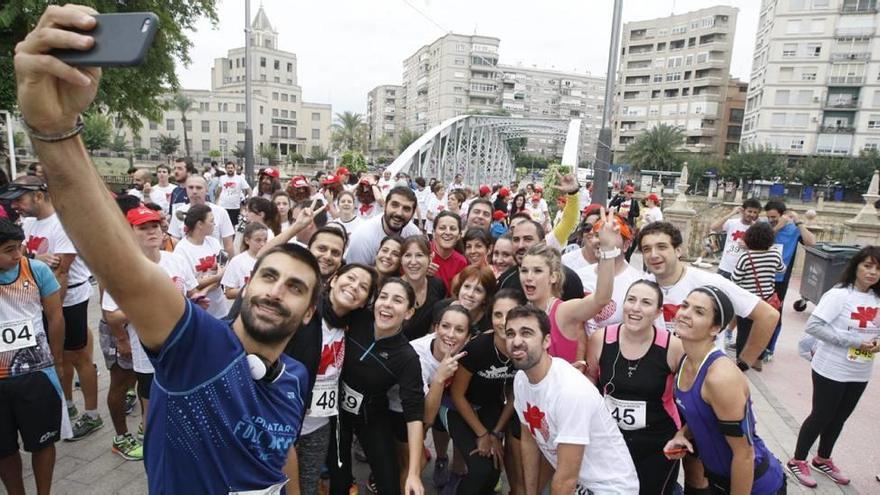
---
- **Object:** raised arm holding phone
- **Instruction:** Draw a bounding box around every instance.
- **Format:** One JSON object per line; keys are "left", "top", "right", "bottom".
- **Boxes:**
{"left": 14, "top": 5, "right": 321, "bottom": 493}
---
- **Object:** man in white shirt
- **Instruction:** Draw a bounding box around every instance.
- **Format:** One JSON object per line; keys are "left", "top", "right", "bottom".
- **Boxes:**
{"left": 345, "top": 186, "right": 421, "bottom": 265}
{"left": 448, "top": 173, "right": 465, "bottom": 191}
{"left": 168, "top": 176, "right": 235, "bottom": 254}
{"left": 561, "top": 205, "right": 602, "bottom": 273}
{"left": 148, "top": 164, "right": 176, "bottom": 215}
{"left": 215, "top": 161, "right": 251, "bottom": 226}
{"left": 709, "top": 198, "right": 763, "bottom": 279}
{"left": 505, "top": 305, "right": 639, "bottom": 494}
{"left": 127, "top": 168, "right": 151, "bottom": 200}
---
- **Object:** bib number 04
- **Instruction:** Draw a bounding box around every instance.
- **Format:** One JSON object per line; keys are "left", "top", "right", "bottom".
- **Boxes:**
{"left": 0, "top": 320, "right": 36, "bottom": 353}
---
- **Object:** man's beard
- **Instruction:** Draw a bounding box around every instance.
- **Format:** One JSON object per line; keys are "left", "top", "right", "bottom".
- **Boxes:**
{"left": 512, "top": 347, "right": 541, "bottom": 371}
{"left": 239, "top": 295, "right": 300, "bottom": 344}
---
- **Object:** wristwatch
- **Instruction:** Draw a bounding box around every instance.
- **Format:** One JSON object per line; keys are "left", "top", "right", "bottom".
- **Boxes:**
{"left": 736, "top": 359, "right": 750, "bottom": 372}
{"left": 490, "top": 431, "right": 504, "bottom": 440}
{"left": 598, "top": 247, "right": 621, "bottom": 260}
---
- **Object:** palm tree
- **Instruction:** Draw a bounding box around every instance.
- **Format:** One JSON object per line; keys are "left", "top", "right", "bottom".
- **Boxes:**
{"left": 623, "top": 123, "right": 685, "bottom": 171}
{"left": 170, "top": 93, "right": 197, "bottom": 159}
{"left": 331, "top": 111, "right": 367, "bottom": 152}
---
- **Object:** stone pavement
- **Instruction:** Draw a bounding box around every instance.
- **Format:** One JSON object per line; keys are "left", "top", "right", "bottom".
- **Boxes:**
{"left": 12, "top": 274, "right": 878, "bottom": 494}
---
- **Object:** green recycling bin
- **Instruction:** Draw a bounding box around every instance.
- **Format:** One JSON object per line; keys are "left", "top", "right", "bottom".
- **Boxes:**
{"left": 793, "top": 243, "right": 861, "bottom": 311}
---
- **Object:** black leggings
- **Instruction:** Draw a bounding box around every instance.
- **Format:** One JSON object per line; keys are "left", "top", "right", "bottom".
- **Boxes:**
{"left": 328, "top": 409, "right": 401, "bottom": 495}
{"left": 446, "top": 406, "right": 503, "bottom": 495}
{"left": 626, "top": 437, "right": 680, "bottom": 495}
{"left": 794, "top": 370, "right": 867, "bottom": 460}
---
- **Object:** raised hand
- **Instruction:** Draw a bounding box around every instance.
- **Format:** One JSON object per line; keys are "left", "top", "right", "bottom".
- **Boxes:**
{"left": 14, "top": 4, "right": 101, "bottom": 134}
{"left": 435, "top": 351, "right": 467, "bottom": 384}
{"left": 553, "top": 170, "right": 580, "bottom": 195}
{"left": 597, "top": 207, "right": 621, "bottom": 250}
{"left": 291, "top": 198, "right": 327, "bottom": 232}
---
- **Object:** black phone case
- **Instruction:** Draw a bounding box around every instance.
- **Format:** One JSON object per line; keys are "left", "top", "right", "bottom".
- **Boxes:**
{"left": 52, "top": 12, "right": 159, "bottom": 67}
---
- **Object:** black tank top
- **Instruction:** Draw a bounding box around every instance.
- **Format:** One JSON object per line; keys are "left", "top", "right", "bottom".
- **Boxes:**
{"left": 597, "top": 324, "right": 679, "bottom": 447}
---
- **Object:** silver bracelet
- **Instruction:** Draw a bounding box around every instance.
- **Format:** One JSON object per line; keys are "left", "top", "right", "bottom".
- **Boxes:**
{"left": 21, "top": 115, "right": 84, "bottom": 143}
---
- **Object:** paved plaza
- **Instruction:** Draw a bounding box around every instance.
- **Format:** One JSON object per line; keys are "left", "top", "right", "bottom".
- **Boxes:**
{"left": 10, "top": 271, "right": 879, "bottom": 494}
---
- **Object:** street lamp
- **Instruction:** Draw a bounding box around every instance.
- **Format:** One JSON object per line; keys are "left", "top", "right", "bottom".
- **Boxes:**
{"left": 592, "top": 0, "right": 623, "bottom": 206}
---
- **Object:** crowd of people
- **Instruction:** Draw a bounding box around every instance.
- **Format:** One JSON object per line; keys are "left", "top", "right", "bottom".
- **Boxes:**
{"left": 2, "top": 5, "right": 879, "bottom": 495}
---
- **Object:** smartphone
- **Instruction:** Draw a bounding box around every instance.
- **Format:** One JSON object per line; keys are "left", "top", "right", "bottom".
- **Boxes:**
{"left": 51, "top": 12, "right": 159, "bottom": 67}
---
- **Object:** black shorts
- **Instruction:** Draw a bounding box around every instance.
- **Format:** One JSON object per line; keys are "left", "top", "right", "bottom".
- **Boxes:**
{"left": 136, "top": 372, "right": 153, "bottom": 400}
{"left": 0, "top": 370, "right": 63, "bottom": 456}
{"left": 62, "top": 299, "right": 90, "bottom": 351}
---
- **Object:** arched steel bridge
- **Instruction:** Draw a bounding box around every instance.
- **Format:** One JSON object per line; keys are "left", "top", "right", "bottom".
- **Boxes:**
{"left": 387, "top": 116, "right": 583, "bottom": 185}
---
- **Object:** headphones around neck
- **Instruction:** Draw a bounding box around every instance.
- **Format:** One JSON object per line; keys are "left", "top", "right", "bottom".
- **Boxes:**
{"left": 246, "top": 354, "right": 283, "bottom": 383}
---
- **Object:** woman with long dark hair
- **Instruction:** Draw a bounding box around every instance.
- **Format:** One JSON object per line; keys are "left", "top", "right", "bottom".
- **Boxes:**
{"left": 432, "top": 211, "right": 467, "bottom": 295}
{"left": 272, "top": 191, "right": 293, "bottom": 231}
{"left": 786, "top": 246, "right": 880, "bottom": 488}
{"left": 400, "top": 235, "right": 447, "bottom": 341}
{"left": 664, "top": 286, "right": 785, "bottom": 494}
{"left": 244, "top": 196, "right": 281, "bottom": 237}
{"left": 508, "top": 193, "right": 526, "bottom": 217}
{"left": 375, "top": 235, "right": 404, "bottom": 283}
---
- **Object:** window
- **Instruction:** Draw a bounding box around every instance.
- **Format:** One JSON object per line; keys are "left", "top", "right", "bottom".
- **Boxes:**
{"left": 873, "top": 90, "right": 880, "bottom": 106}
{"left": 667, "top": 56, "right": 683, "bottom": 68}
{"left": 665, "top": 72, "right": 681, "bottom": 82}
{"left": 786, "top": 20, "right": 802, "bottom": 34}
{"left": 201, "top": 139, "right": 210, "bottom": 152}
{"left": 779, "top": 67, "right": 794, "bottom": 81}
{"left": 454, "top": 97, "right": 463, "bottom": 104}
{"left": 868, "top": 115, "right": 880, "bottom": 128}
{"left": 272, "top": 109, "right": 279, "bottom": 117}
{"left": 291, "top": 94, "right": 297, "bottom": 102}
{"left": 653, "top": 58, "right": 665, "bottom": 68}
{"left": 311, "top": 129, "right": 320, "bottom": 139}
{"left": 184, "top": 120, "right": 192, "bottom": 132}
{"left": 287, "top": 62, "right": 293, "bottom": 72}
{"left": 696, "top": 52, "right": 709, "bottom": 64}
{"left": 280, "top": 127, "right": 288, "bottom": 138}
{"left": 237, "top": 121, "right": 245, "bottom": 134}
{"left": 653, "top": 74, "right": 663, "bottom": 83}
{"left": 291, "top": 111, "right": 297, "bottom": 120}
{"left": 312, "top": 112, "right": 321, "bottom": 121}
{"left": 775, "top": 90, "right": 791, "bottom": 105}
{"left": 199, "top": 102, "right": 210, "bottom": 111}
{"left": 801, "top": 68, "right": 818, "bottom": 81}
{"left": 274, "top": 60, "right": 280, "bottom": 70}
{"left": 685, "top": 54, "right": 693, "bottom": 66}
{"left": 454, "top": 58, "right": 465, "bottom": 65}
{"left": 810, "top": 19, "right": 824, "bottom": 33}
{"left": 782, "top": 43, "right": 797, "bottom": 57}
{"left": 281, "top": 93, "right": 288, "bottom": 102}
{"left": 454, "top": 71, "right": 466, "bottom": 78}
{"left": 149, "top": 121, "right": 157, "bottom": 130}
{"left": 864, "top": 141, "right": 879, "bottom": 151}
{"left": 166, "top": 119, "right": 175, "bottom": 131}
{"left": 219, "top": 121, "right": 228, "bottom": 133}
{"left": 272, "top": 125, "right": 279, "bottom": 136}
{"left": 797, "top": 90, "right": 813, "bottom": 104}
{"left": 150, "top": 137, "right": 159, "bottom": 150}
{"left": 805, "top": 43, "right": 821, "bottom": 57}
{"left": 281, "top": 110, "right": 288, "bottom": 118}
{"left": 201, "top": 120, "right": 210, "bottom": 132}
{"left": 260, "top": 57, "right": 266, "bottom": 67}
{"left": 272, "top": 92, "right": 279, "bottom": 101}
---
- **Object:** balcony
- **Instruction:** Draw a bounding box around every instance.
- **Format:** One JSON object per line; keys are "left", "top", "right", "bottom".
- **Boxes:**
{"left": 828, "top": 75, "right": 865, "bottom": 85}
{"left": 271, "top": 118, "right": 297, "bottom": 126}
{"left": 831, "top": 52, "right": 871, "bottom": 60}
{"left": 819, "top": 125, "right": 856, "bottom": 133}
{"left": 824, "top": 98, "right": 859, "bottom": 109}
{"left": 686, "top": 127, "right": 717, "bottom": 136}
{"left": 840, "top": 1, "right": 877, "bottom": 13}
{"left": 834, "top": 27, "right": 875, "bottom": 36}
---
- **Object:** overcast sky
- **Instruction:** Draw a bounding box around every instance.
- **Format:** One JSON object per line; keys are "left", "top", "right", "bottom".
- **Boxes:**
{"left": 178, "top": 0, "right": 759, "bottom": 116}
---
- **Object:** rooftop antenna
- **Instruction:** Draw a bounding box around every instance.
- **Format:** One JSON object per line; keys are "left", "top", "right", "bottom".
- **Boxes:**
{"left": 671, "top": 0, "right": 676, "bottom": 15}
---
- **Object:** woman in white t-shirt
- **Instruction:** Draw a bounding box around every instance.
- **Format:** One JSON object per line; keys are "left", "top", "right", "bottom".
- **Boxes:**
{"left": 272, "top": 191, "right": 293, "bottom": 231}
{"left": 642, "top": 194, "right": 663, "bottom": 226}
{"left": 787, "top": 246, "right": 880, "bottom": 488}
{"left": 334, "top": 190, "right": 362, "bottom": 235}
{"left": 173, "top": 204, "right": 228, "bottom": 319}
{"left": 221, "top": 222, "right": 268, "bottom": 301}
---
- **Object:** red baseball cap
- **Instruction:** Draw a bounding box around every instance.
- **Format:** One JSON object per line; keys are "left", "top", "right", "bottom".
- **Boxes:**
{"left": 582, "top": 204, "right": 602, "bottom": 218}
{"left": 493, "top": 210, "right": 507, "bottom": 221}
{"left": 289, "top": 176, "right": 309, "bottom": 189}
{"left": 534, "top": 185, "right": 544, "bottom": 193}
{"left": 498, "top": 187, "right": 510, "bottom": 198}
{"left": 321, "top": 174, "right": 341, "bottom": 186}
{"left": 624, "top": 185, "right": 635, "bottom": 193}
{"left": 479, "top": 185, "right": 491, "bottom": 196}
{"left": 647, "top": 193, "right": 660, "bottom": 203}
{"left": 336, "top": 166, "right": 350, "bottom": 176}
{"left": 126, "top": 206, "right": 162, "bottom": 226}
{"left": 260, "top": 167, "right": 280, "bottom": 178}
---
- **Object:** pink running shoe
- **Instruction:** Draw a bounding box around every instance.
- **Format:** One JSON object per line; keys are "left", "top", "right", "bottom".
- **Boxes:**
{"left": 786, "top": 459, "right": 818, "bottom": 488}
{"left": 812, "top": 457, "right": 850, "bottom": 485}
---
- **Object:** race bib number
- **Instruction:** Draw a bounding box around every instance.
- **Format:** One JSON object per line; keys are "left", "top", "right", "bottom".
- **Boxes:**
{"left": 309, "top": 379, "right": 339, "bottom": 418}
{"left": 0, "top": 320, "right": 37, "bottom": 353}
{"left": 340, "top": 382, "right": 364, "bottom": 415}
{"left": 847, "top": 347, "right": 874, "bottom": 363}
{"left": 604, "top": 395, "right": 647, "bottom": 431}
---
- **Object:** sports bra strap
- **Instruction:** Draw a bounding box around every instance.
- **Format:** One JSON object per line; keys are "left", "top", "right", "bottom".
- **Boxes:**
{"left": 604, "top": 324, "right": 620, "bottom": 344}
{"left": 653, "top": 327, "right": 670, "bottom": 348}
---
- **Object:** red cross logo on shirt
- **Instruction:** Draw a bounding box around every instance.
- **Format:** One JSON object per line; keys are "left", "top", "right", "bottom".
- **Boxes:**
{"left": 523, "top": 403, "right": 549, "bottom": 440}
{"left": 662, "top": 303, "right": 681, "bottom": 322}
{"left": 731, "top": 231, "right": 745, "bottom": 241}
{"left": 25, "top": 235, "right": 47, "bottom": 254}
{"left": 850, "top": 307, "right": 878, "bottom": 328}
{"left": 317, "top": 340, "right": 345, "bottom": 374}
{"left": 195, "top": 255, "right": 216, "bottom": 273}
{"left": 224, "top": 181, "right": 236, "bottom": 189}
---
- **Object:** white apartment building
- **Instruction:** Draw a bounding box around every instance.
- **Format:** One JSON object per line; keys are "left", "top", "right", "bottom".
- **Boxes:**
{"left": 498, "top": 65, "right": 606, "bottom": 162}
{"left": 742, "top": 0, "right": 880, "bottom": 156}
{"left": 123, "top": 6, "right": 331, "bottom": 163}
{"left": 366, "top": 85, "right": 404, "bottom": 156}
{"left": 613, "top": 6, "right": 739, "bottom": 157}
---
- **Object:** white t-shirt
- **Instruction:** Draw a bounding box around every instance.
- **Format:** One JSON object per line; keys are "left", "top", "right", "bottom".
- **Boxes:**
{"left": 301, "top": 320, "right": 346, "bottom": 435}
{"left": 718, "top": 218, "right": 751, "bottom": 273}
{"left": 334, "top": 216, "right": 362, "bottom": 235}
{"left": 217, "top": 174, "right": 251, "bottom": 210}
{"left": 424, "top": 194, "right": 446, "bottom": 232}
{"left": 356, "top": 202, "right": 383, "bottom": 221}
{"left": 22, "top": 214, "right": 92, "bottom": 307}
{"left": 514, "top": 358, "right": 639, "bottom": 494}
{"left": 810, "top": 287, "right": 880, "bottom": 382}
{"left": 168, "top": 202, "right": 235, "bottom": 244}
{"left": 149, "top": 184, "right": 176, "bottom": 214}
{"left": 579, "top": 263, "right": 660, "bottom": 335}
{"left": 644, "top": 206, "right": 663, "bottom": 224}
{"left": 647, "top": 266, "right": 760, "bottom": 334}
{"left": 389, "top": 334, "right": 442, "bottom": 412}
{"left": 562, "top": 249, "right": 593, "bottom": 274}
{"left": 127, "top": 188, "right": 144, "bottom": 200}
{"left": 526, "top": 200, "right": 549, "bottom": 224}
{"left": 173, "top": 236, "right": 229, "bottom": 318}
{"left": 344, "top": 214, "right": 422, "bottom": 266}
{"left": 220, "top": 251, "right": 257, "bottom": 290}
{"left": 414, "top": 188, "right": 432, "bottom": 221}
{"left": 101, "top": 251, "right": 196, "bottom": 373}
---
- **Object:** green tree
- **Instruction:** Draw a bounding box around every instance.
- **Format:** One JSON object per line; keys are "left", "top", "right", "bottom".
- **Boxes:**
{"left": 208, "top": 149, "right": 222, "bottom": 160}
{"left": 330, "top": 111, "right": 367, "bottom": 152}
{"left": 169, "top": 92, "right": 197, "bottom": 158}
{"left": 622, "top": 124, "right": 684, "bottom": 171}
{"left": 339, "top": 150, "right": 368, "bottom": 173}
{"left": 0, "top": 1, "right": 219, "bottom": 129}
{"left": 109, "top": 133, "right": 129, "bottom": 154}
{"left": 157, "top": 134, "right": 180, "bottom": 159}
{"left": 287, "top": 152, "right": 304, "bottom": 165}
{"left": 398, "top": 128, "right": 418, "bottom": 153}
{"left": 82, "top": 113, "right": 113, "bottom": 153}
{"left": 309, "top": 146, "right": 330, "bottom": 163}
{"left": 830, "top": 151, "right": 878, "bottom": 192}
{"left": 541, "top": 164, "right": 572, "bottom": 216}
{"left": 259, "top": 144, "right": 277, "bottom": 163}
{"left": 682, "top": 155, "right": 722, "bottom": 193}
{"left": 722, "top": 145, "right": 787, "bottom": 182}
{"left": 232, "top": 145, "right": 247, "bottom": 161}
{"left": 797, "top": 156, "right": 837, "bottom": 187}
